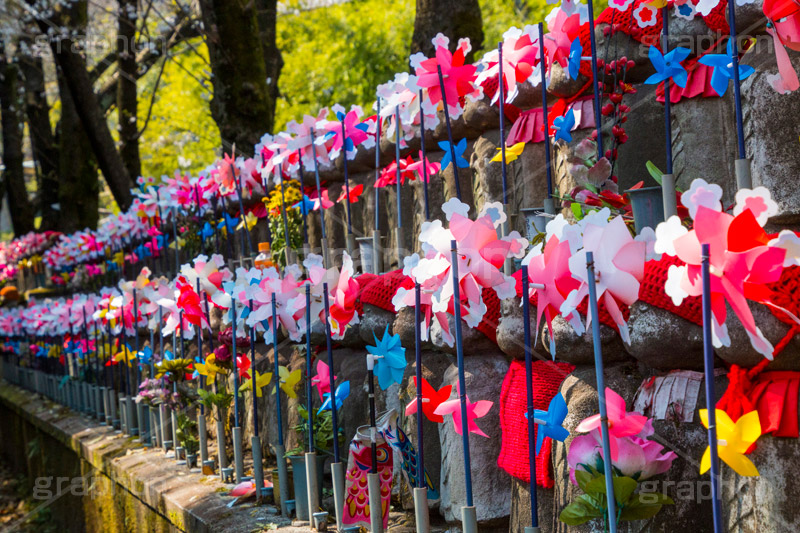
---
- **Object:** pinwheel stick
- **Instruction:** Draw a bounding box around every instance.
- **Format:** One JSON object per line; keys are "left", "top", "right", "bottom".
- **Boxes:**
{"left": 498, "top": 42, "right": 514, "bottom": 276}
{"left": 395, "top": 105, "right": 405, "bottom": 264}
{"left": 271, "top": 295, "right": 284, "bottom": 446}
{"left": 585, "top": 251, "right": 618, "bottom": 533}
{"left": 231, "top": 162, "right": 254, "bottom": 258}
{"left": 449, "top": 240, "right": 478, "bottom": 533}
{"left": 373, "top": 97, "right": 384, "bottom": 274}
{"left": 661, "top": 8, "right": 678, "bottom": 219}
{"left": 203, "top": 293, "right": 228, "bottom": 476}
{"left": 366, "top": 345, "right": 383, "bottom": 533}
{"left": 586, "top": 0, "right": 604, "bottom": 160}
{"left": 437, "top": 65, "right": 463, "bottom": 201}
{"left": 303, "top": 285, "right": 320, "bottom": 518}
{"left": 521, "top": 275, "right": 540, "bottom": 532}
{"left": 309, "top": 130, "right": 331, "bottom": 268}
{"left": 298, "top": 158, "right": 310, "bottom": 256}
{"left": 701, "top": 243, "right": 724, "bottom": 533}
{"left": 249, "top": 299, "right": 266, "bottom": 501}
{"left": 230, "top": 299, "right": 245, "bottom": 483}
{"left": 727, "top": 4, "right": 751, "bottom": 189}
{"left": 277, "top": 158, "right": 295, "bottom": 266}
{"left": 413, "top": 282, "right": 431, "bottom": 533}
{"left": 323, "top": 283, "right": 346, "bottom": 529}
{"left": 340, "top": 117, "right": 356, "bottom": 254}
{"left": 538, "top": 23, "right": 556, "bottom": 216}
{"left": 418, "top": 90, "right": 431, "bottom": 221}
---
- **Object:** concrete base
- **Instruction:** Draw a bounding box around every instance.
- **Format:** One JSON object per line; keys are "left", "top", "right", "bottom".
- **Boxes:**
{"left": 275, "top": 443, "right": 290, "bottom": 517}
{"left": 232, "top": 426, "right": 244, "bottom": 483}
{"left": 305, "top": 452, "right": 320, "bottom": 518}
{"left": 735, "top": 157, "right": 752, "bottom": 190}
{"left": 331, "top": 461, "right": 346, "bottom": 530}
{"left": 368, "top": 472, "right": 383, "bottom": 533}
{"left": 198, "top": 411, "right": 208, "bottom": 465}
{"left": 251, "top": 436, "right": 265, "bottom": 502}
{"left": 461, "top": 506, "right": 478, "bottom": 533}
{"left": 413, "top": 487, "right": 430, "bottom": 533}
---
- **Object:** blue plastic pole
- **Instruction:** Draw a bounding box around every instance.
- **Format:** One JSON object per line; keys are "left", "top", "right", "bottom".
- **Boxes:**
{"left": 538, "top": 23, "right": 554, "bottom": 200}
{"left": 585, "top": 251, "right": 617, "bottom": 532}
{"left": 249, "top": 300, "right": 259, "bottom": 437}
{"left": 395, "top": 106, "right": 403, "bottom": 230}
{"left": 498, "top": 41, "right": 508, "bottom": 205}
{"left": 414, "top": 282, "right": 425, "bottom": 487}
{"left": 418, "top": 90, "right": 430, "bottom": 221}
{"left": 449, "top": 240, "right": 473, "bottom": 507}
{"left": 305, "top": 285, "right": 314, "bottom": 451}
{"left": 662, "top": 8, "right": 673, "bottom": 174}
{"left": 701, "top": 243, "right": 724, "bottom": 533}
{"left": 272, "top": 294, "right": 284, "bottom": 446}
{"left": 340, "top": 117, "right": 354, "bottom": 234}
{"left": 375, "top": 97, "right": 382, "bottom": 232}
{"left": 437, "top": 66, "right": 462, "bottom": 200}
{"left": 322, "top": 283, "right": 340, "bottom": 462}
{"left": 521, "top": 274, "right": 539, "bottom": 528}
{"left": 727, "top": 8, "right": 746, "bottom": 159}
{"left": 586, "top": 0, "right": 604, "bottom": 159}
{"left": 231, "top": 302, "right": 240, "bottom": 428}
{"left": 309, "top": 130, "right": 327, "bottom": 243}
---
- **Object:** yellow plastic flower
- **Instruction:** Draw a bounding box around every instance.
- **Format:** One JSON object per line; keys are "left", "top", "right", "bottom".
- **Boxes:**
{"left": 114, "top": 345, "right": 137, "bottom": 366}
{"left": 699, "top": 409, "right": 761, "bottom": 477}
{"left": 195, "top": 354, "right": 225, "bottom": 386}
{"left": 237, "top": 211, "right": 258, "bottom": 232}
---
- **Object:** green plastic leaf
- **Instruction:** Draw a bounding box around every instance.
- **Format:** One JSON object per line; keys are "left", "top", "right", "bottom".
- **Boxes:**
{"left": 646, "top": 160, "right": 664, "bottom": 185}
{"left": 570, "top": 202, "right": 584, "bottom": 221}
{"left": 559, "top": 495, "right": 604, "bottom": 526}
{"left": 583, "top": 182, "right": 599, "bottom": 194}
{"left": 619, "top": 492, "right": 674, "bottom": 522}
{"left": 575, "top": 470, "right": 597, "bottom": 494}
{"left": 585, "top": 476, "right": 639, "bottom": 506}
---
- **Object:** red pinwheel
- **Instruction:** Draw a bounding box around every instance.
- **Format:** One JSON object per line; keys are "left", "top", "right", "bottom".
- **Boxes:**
{"left": 405, "top": 376, "right": 453, "bottom": 423}
{"left": 176, "top": 281, "right": 208, "bottom": 329}
{"left": 433, "top": 383, "right": 493, "bottom": 437}
{"left": 477, "top": 27, "right": 540, "bottom": 104}
{"left": 415, "top": 34, "right": 480, "bottom": 118}
{"left": 544, "top": 9, "right": 584, "bottom": 69}
{"left": 376, "top": 156, "right": 416, "bottom": 188}
{"left": 337, "top": 183, "right": 364, "bottom": 204}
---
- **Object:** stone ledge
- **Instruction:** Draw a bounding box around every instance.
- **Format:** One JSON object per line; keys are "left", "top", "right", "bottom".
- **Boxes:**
{"left": 0, "top": 382, "right": 310, "bottom": 533}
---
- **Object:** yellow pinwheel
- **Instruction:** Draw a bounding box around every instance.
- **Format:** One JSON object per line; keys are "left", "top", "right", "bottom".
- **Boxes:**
{"left": 114, "top": 345, "right": 137, "bottom": 366}
{"left": 237, "top": 212, "right": 258, "bottom": 232}
{"left": 240, "top": 371, "right": 273, "bottom": 398}
{"left": 699, "top": 409, "right": 761, "bottom": 477}
{"left": 195, "top": 354, "right": 224, "bottom": 386}
{"left": 273, "top": 366, "right": 302, "bottom": 399}
{"left": 491, "top": 141, "right": 526, "bottom": 163}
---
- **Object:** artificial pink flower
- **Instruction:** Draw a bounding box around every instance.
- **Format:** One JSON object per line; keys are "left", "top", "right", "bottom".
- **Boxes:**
{"left": 575, "top": 388, "right": 648, "bottom": 461}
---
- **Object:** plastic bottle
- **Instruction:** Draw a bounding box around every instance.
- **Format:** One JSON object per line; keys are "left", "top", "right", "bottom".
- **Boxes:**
{"left": 254, "top": 242, "right": 275, "bottom": 270}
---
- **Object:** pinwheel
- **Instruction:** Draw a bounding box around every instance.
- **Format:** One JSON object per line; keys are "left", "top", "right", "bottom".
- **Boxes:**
{"left": 438, "top": 138, "right": 469, "bottom": 171}
{"left": 311, "top": 359, "right": 336, "bottom": 402}
{"left": 531, "top": 392, "right": 569, "bottom": 454}
{"left": 551, "top": 108, "right": 576, "bottom": 143}
{"left": 137, "top": 346, "right": 153, "bottom": 366}
{"left": 699, "top": 409, "right": 761, "bottom": 476}
{"left": 114, "top": 344, "right": 137, "bottom": 366}
{"left": 236, "top": 353, "right": 251, "bottom": 380}
{"left": 286, "top": 109, "right": 333, "bottom": 170}
{"left": 413, "top": 33, "right": 480, "bottom": 119}
{"left": 644, "top": 46, "right": 692, "bottom": 88}
{"left": 273, "top": 366, "right": 301, "bottom": 399}
{"left": 237, "top": 211, "right": 258, "bottom": 232}
{"left": 567, "top": 37, "right": 591, "bottom": 80}
{"left": 562, "top": 215, "right": 647, "bottom": 344}
{"left": 698, "top": 38, "right": 756, "bottom": 97}
{"left": 491, "top": 142, "right": 525, "bottom": 163}
{"left": 376, "top": 156, "right": 416, "bottom": 187}
{"left": 366, "top": 326, "right": 407, "bottom": 390}
{"left": 323, "top": 252, "right": 360, "bottom": 339}
{"left": 326, "top": 104, "right": 374, "bottom": 160}
{"left": 543, "top": 8, "right": 583, "bottom": 68}
{"left": 407, "top": 151, "right": 440, "bottom": 183}
{"left": 433, "top": 383, "right": 493, "bottom": 438}
{"left": 239, "top": 370, "right": 273, "bottom": 398}
{"left": 404, "top": 377, "right": 452, "bottom": 423}
{"left": 309, "top": 189, "right": 334, "bottom": 211}
{"left": 522, "top": 235, "right": 583, "bottom": 355}
{"left": 194, "top": 354, "right": 224, "bottom": 386}
{"left": 337, "top": 183, "right": 364, "bottom": 204}
{"left": 292, "top": 195, "right": 316, "bottom": 213}
{"left": 575, "top": 388, "right": 648, "bottom": 461}
{"left": 318, "top": 381, "right": 350, "bottom": 414}
{"left": 476, "top": 26, "right": 540, "bottom": 104}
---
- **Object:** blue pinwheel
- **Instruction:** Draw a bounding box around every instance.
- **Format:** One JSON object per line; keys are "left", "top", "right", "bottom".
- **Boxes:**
{"left": 567, "top": 37, "right": 590, "bottom": 80}
{"left": 529, "top": 392, "right": 569, "bottom": 454}
{"left": 698, "top": 38, "right": 755, "bottom": 97}
{"left": 644, "top": 46, "right": 691, "bottom": 88}
{"left": 197, "top": 221, "right": 214, "bottom": 243}
{"left": 134, "top": 243, "right": 151, "bottom": 259}
{"left": 366, "top": 326, "right": 407, "bottom": 390}
{"left": 551, "top": 108, "right": 576, "bottom": 143}
{"left": 438, "top": 138, "right": 469, "bottom": 170}
{"left": 137, "top": 346, "right": 153, "bottom": 366}
{"left": 292, "top": 195, "right": 316, "bottom": 216}
{"left": 318, "top": 381, "right": 350, "bottom": 414}
{"left": 222, "top": 212, "right": 239, "bottom": 234}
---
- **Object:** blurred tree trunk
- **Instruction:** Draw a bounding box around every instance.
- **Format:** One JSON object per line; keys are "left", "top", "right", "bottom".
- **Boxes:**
{"left": 0, "top": 41, "right": 35, "bottom": 235}
{"left": 18, "top": 41, "right": 60, "bottom": 230}
{"left": 410, "top": 0, "right": 484, "bottom": 63}
{"left": 28, "top": 0, "right": 133, "bottom": 211}
{"left": 117, "top": 0, "right": 141, "bottom": 180}
{"left": 199, "top": 0, "right": 274, "bottom": 154}
{"left": 255, "top": 0, "right": 283, "bottom": 104}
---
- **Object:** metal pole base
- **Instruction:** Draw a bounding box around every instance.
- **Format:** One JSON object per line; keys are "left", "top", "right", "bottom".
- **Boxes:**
{"left": 137, "top": 402, "right": 147, "bottom": 443}
{"left": 368, "top": 472, "right": 383, "bottom": 533}
{"left": 321, "top": 237, "right": 331, "bottom": 269}
{"left": 735, "top": 158, "right": 752, "bottom": 190}
{"left": 274, "top": 443, "right": 290, "bottom": 516}
{"left": 159, "top": 404, "right": 170, "bottom": 451}
{"left": 104, "top": 388, "right": 113, "bottom": 426}
{"left": 198, "top": 412, "right": 209, "bottom": 465}
{"left": 372, "top": 230, "right": 383, "bottom": 275}
{"left": 461, "top": 505, "right": 478, "bottom": 533}
{"left": 662, "top": 173, "right": 677, "bottom": 219}
{"left": 119, "top": 397, "right": 127, "bottom": 433}
{"left": 305, "top": 452, "right": 320, "bottom": 518}
{"left": 524, "top": 527, "right": 541, "bottom": 533}
{"left": 97, "top": 387, "right": 105, "bottom": 422}
{"left": 216, "top": 416, "right": 227, "bottom": 479}
{"left": 331, "top": 461, "right": 346, "bottom": 530}
{"left": 171, "top": 409, "right": 179, "bottom": 454}
{"left": 413, "top": 487, "right": 430, "bottom": 533}
{"left": 150, "top": 406, "right": 160, "bottom": 447}
{"left": 232, "top": 426, "right": 244, "bottom": 483}
{"left": 543, "top": 197, "right": 556, "bottom": 215}
{"left": 345, "top": 233, "right": 356, "bottom": 258}
{"left": 127, "top": 397, "right": 138, "bottom": 436}
{"left": 251, "top": 436, "right": 265, "bottom": 502}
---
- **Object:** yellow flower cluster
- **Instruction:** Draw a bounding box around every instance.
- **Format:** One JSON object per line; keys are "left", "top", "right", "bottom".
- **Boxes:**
{"left": 264, "top": 181, "right": 302, "bottom": 216}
